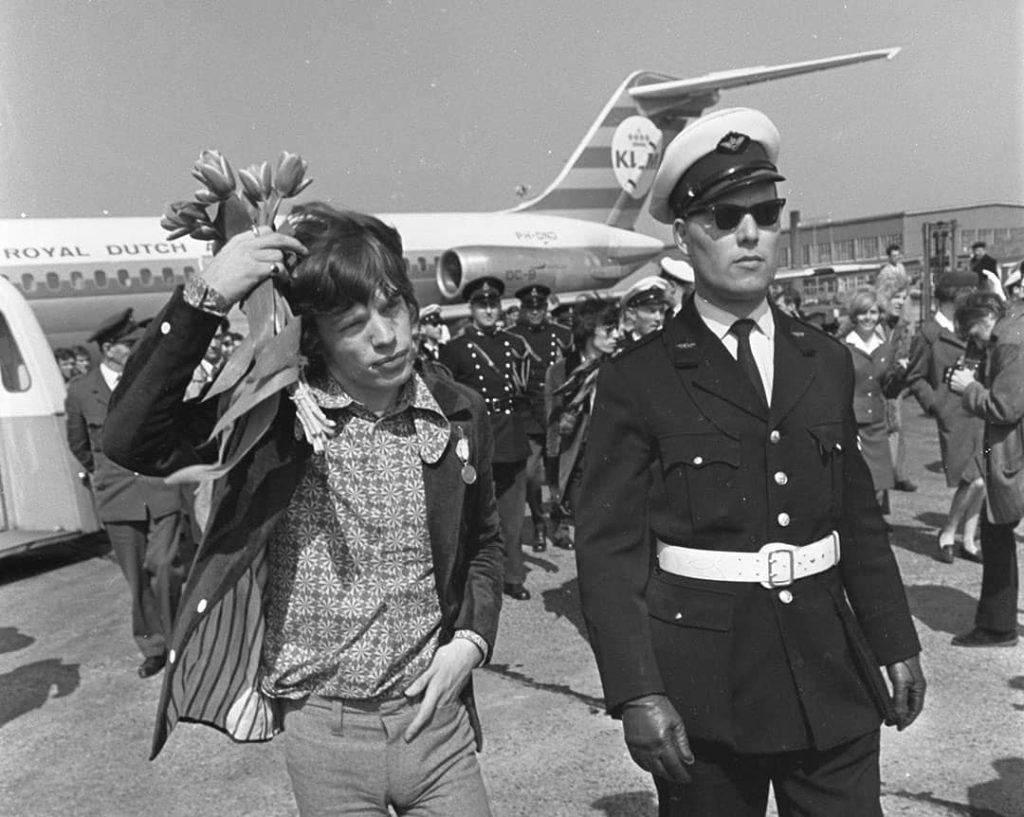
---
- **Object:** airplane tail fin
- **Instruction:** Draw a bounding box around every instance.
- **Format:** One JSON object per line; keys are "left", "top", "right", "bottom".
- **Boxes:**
{"left": 508, "top": 49, "right": 900, "bottom": 230}
{"left": 508, "top": 71, "right": 690, "bottom": 230}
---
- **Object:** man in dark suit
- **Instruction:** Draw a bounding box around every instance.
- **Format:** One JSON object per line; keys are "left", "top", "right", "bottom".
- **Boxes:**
{"left": 506, "top": 284, "right": 573, "bottom": 552}
{"left": 65, "top": 310, "right": 187, "bottom": 679}
{"left": 442, "top": 277, "right": 535, "bottom": 599}
{"left": 576, "top": 108, "right": 926, "bottom": 817}
{"left": 104, "top": 206, "right": 504, "bottom": 814}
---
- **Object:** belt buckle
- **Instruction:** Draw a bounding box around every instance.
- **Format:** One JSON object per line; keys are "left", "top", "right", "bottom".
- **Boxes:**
{"left": 759, "top": 542, "right": 797, "bottom": 588}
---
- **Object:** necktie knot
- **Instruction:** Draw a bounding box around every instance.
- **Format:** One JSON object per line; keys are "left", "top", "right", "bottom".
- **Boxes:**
{"left": 731, "top": 318, "right": 756, "bottom": 339}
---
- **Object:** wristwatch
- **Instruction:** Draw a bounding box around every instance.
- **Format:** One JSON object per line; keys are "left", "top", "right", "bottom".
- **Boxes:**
{"left": 184, "top": 275, "right": 232, "bottom": 317}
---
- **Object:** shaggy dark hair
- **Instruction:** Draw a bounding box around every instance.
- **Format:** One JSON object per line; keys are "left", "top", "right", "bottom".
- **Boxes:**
{"left": 572, "top": 298, "right": 619, "bottom": 350}
{"left": 954, "top": 291, "right": 1005, "bottom": 339}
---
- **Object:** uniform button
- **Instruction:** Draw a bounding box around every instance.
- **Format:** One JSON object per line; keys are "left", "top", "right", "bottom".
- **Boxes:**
{"left": 196, "top": 599, "right": 207, "bottom": 614}
{"left": 769, "top": 430, "right": 781, "bottom": 444}
{"left": 777, "top": 512, "right": 791, "bottom": 527}
{"left": 778, "top": 590, "right": 793, "bottom": 604}
{"left": 693, "top": 456, "right": 704, "bottom": 465}
{"left": 674, "top": 612, "right": 683, "bottom": 621}
{"left": 836, "top": 443, "right": 842, "bottom": 451}
{"left": 774, "top": 471, "right": 788, "bottom": 486}
{"left": 160, "top": 321, "right": 171, "bottom": 334}
{"left": 168, "top": 649, "right": 176, "bottom": 664}
{"left": 866, "top": 392, "right": 873, "bottom": 397}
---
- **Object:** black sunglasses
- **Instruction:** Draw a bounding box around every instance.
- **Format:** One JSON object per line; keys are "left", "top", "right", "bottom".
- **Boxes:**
{"left": 685, "top": 198, "right": 786, "bottom": 231}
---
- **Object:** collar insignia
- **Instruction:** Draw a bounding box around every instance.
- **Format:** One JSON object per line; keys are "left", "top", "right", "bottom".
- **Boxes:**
{"left": 716, "top": 132, "right": 750, "bottom": 154}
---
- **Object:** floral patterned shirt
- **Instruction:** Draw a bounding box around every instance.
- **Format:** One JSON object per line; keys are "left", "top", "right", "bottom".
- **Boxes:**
{"left": 260, "top": 372, "right": 450, "bottom": 700}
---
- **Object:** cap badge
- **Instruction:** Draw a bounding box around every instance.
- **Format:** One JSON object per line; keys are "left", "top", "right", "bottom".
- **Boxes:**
{"left": 716, "top": 132, "right": 750, "bottom": 155}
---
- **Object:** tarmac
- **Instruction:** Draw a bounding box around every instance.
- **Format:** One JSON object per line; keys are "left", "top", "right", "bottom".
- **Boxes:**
{"left": 1, "top": 402, "right": 1022, "bottom": 817}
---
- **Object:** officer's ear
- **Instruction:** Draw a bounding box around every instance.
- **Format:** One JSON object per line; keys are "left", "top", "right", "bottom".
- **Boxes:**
{"left": 672, "top": 218, "right": 691, "bottom": 261}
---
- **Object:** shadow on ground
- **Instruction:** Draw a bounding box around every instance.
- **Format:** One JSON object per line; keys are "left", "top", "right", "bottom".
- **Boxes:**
{"left": 0, "top": 658, "right": 80, "bottom": 729}
{"left": 592, "top": 790, "right": 656, "bottom": 816}
{"left": 904, "top": 584, "right": 979, "bottom": 635}
{"left": 541, "top": 576, "right": 588, "bottom": 643}
{"left": 0, "top": 626, "right": 35, "bottom": 655}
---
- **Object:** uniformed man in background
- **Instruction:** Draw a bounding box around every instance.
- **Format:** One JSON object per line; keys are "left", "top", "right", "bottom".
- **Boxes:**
{"left": 619, "top": 275, "right": 670, "bottom": 347}
{"left": 417, "top": 303, "right": 446, "bottom": 364}
{"left": 576, "top": 108, "right": 925, "bottom": 816}
{"left": 659, "top": 257, "right": 696, "bottom": 316}
{"left": 507, "top": 284, "right": 573, "bottom": 552}
{"left": 442, "top": 277, "right": 535, "bottom": 600}
{"left": 65, "top": 309, "right": 188, "bottom": 679}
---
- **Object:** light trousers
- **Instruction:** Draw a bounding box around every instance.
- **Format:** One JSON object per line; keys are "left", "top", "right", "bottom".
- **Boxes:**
{"left": 281, "top": 695, "right": 492, "bottom": 817}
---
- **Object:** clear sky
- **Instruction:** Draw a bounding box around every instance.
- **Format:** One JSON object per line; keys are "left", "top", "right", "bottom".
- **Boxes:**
{"left": 1, "top": 0, "right": 1021, "bottom": 233}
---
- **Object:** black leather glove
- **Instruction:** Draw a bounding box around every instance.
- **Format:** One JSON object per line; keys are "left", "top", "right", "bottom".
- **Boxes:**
{"left": 621, "top": 694, "right": 694, "bottom": 784}
{"left": 886, "top": 654, "right": 926, "bottom": 731}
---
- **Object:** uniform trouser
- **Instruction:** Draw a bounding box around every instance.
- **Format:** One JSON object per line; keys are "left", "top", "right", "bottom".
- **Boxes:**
{"left": 654, "top": 730, "right": 882, "bottom": 817}
{"left": 976, "top": 516, "right": 1021, "bottom": 633}
{"left": 523, "top": 434, "right": 547, "bottom": 535}
{"left": 493, "top": 460, "right": 527, "bottom": 585}
{"left": 281, "top": 695, "right": 492, "bottom": 817}
{"left": 105, "top": 512, "right": 186, "bottom": 659}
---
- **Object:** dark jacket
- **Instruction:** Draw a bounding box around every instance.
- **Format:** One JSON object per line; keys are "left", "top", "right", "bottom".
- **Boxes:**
{"left": 576, "top": 300, "right": 920, "bottom": 754}
{"left": 961, "top": 302, "right": 1024, "bottom": 523}
{"left": 65, "top": 366, "right": 182, "bottom": 523}
{"left": 905, "top": 316, "right": 985, "bottom": 486}
{"left": 507, "top": 320, "right": 573, "bottom": 434}
{"left": 440, "top": 326, "right": 532, "bottom": 463}
{"left": 104, "top": 289, "right": 505, "bottom": 759}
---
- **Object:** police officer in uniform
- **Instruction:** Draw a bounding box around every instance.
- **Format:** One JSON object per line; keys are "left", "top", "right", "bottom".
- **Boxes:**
{"left": 576, "top": 108, "right": 926, "bottom": 816}
{"left": 65, "top": 310, "right": 188, "bottom": 679}
{"left": 619, "top": 275, "right": 670, "bottom": 348}
{"left": 417, "top": 303, "right": 446, "bottom": 364}
{"left": 441, "top": 277, "right": 534, "bottom": 600}
{"left": 506, "top": 284, "right": 573, "bottom": 552}
{"left": 659, "top": 257, "right": 696, "bottom": 316}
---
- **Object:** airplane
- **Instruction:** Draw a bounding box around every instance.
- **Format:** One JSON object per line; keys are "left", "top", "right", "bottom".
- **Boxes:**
{"left": 0, "top": 47, "right": 900, "bottom": 349}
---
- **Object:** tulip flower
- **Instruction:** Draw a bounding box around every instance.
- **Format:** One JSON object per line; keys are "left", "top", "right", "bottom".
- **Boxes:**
{"left": 238, "top": 162, "right": 273, "bottom": 208}
{"left": 160, "top": 200, "right": 216, "bottom": 241}
{"left": 191, "top": 149, "right": 237, "bottom": 200}
{"left": 273, "top": 151, "right": 313, "bottom": 198}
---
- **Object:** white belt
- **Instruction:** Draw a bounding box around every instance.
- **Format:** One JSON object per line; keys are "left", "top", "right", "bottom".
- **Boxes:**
{"left": 656, "top": 532, "right": 840, "bottom": 589}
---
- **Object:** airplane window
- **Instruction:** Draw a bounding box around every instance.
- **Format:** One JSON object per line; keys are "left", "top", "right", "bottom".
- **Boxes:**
{"left": 47, "top": 272, "right": 61, "bottom": 290}
{"left": 94, "top": 270, "right": 108, "bottom": 287}
{"left": 117, "top": 269, "right": 131, "bottom": 287}
{"left": 71, "top": 271, "right": 84, "bottom": 290}
{"left": 0, "top": 311, "right": 31, "bottom": 393}
{"left": 140, "top": 267, "right": 153, "bottom": 286}
{"left": 183, "top": 266, "right": 196, "bottom": 280}
{"left": 20, "top": 273, "right": 35, "bottom": 292}
{"left": 161, "top": 267, "right": 175, "bottom": 284}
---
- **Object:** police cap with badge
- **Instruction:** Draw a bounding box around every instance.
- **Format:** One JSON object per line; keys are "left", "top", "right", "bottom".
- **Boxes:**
{"left": 621, "top": 275, "right": 669, "bottom": 309}
{"left": 463, "top": 276, "right": 504, "bottom": 305}
{"left": 649, "top": 107, "right": 786, "bottom": 225}
{"left": 659, "top": 257, "right": 695, "bottom": 285}
{"left": 418, "top": 304, "right": 443, "bottom": 326}
{"left": 87, "top": 308, "right": 148, "bottom": 348}
{"left": 516, "top": 284, "right": 551, "bottom": 309}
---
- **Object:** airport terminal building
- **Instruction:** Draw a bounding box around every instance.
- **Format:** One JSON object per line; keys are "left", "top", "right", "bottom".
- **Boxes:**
{"left": 777, "top": 202, "right": 1024, "bottom": 305}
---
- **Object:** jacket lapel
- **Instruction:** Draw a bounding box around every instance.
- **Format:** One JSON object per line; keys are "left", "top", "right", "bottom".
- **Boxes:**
{"left": 770, "top": 312, "right": 817, "bottom": 426}
{"left": 666, "top": 299, "right": 768, "bottom": 421}
{"left": 421, "top": 372, "right": 473, "bottom": 603}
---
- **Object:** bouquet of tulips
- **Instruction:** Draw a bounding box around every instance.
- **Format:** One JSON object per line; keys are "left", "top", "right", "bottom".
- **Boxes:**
{"left": 160, "top": 150, "right": 328, "bottom": 483}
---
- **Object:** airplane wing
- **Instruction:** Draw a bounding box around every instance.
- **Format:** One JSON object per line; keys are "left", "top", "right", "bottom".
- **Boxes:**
{"left": 629, "top": 47, "right": 900, "bottom": 118}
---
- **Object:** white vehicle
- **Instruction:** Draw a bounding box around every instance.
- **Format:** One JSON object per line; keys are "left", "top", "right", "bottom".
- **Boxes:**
{"left": 0, "top": 275, "right": 100, "bottom": 556}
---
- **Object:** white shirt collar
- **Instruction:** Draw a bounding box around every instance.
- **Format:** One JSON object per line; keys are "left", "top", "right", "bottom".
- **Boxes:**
{"left": 99, "top": 362, "right": 120, "bottom": 392}
{"left": 693, "top": 294, "right": 775, "bottom": 342}
{"left": 844, "top": 326, "right": 885, "bottom": 354}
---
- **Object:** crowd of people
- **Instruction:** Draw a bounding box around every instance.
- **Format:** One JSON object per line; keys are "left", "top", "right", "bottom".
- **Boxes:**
{"left": 54, "top": 105, "right": 1022, "bottom": 816}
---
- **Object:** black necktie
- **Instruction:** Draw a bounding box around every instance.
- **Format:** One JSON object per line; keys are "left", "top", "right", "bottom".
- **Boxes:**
{"left": 730, "top": 319, "right": 767, "bottom": 407}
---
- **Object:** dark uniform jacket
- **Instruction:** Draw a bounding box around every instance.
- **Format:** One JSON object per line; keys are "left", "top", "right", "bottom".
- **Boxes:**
{"left": 507, "top": 320, "right": 573, "bottom": 434}
{"left": 103, "top": 289, "right": 505, "bottom": 759}
{"left": 65, "top": 366, "right": 182, "bottom": 523}
{"left": 905, "top": 317, "right": 984, "bottom": 487}
{"left": 441, "top": 326, "right": 532, "bottom": 463}
{"left": 576, "top": 299, "right": 921, "bottom": 754}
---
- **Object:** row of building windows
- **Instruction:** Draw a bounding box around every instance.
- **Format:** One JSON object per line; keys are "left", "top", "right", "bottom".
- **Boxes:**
{"left": 9, "top": 266, "right": 197, "bottom": 294}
